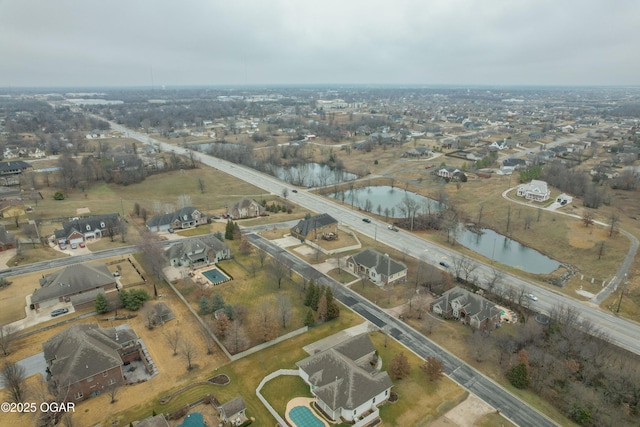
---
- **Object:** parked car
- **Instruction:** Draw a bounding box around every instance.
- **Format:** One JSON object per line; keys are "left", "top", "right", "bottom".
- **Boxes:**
{"left": 51, "top": 308, "right": 69, "bottom": 317}
{"left": 70, "top": 242, "right": 77, "bottom": 249}
{"left": 168, "top": 228, "right": 174, "bottom": 233}
{"left": 362, "top": 218, "right": 372, "bottom": 223}
{"left": 439, "top": 261, "right": 449, "bottom": 268}
{"left": 212, "top": 215, "right": 221, "bottom": 220}
{"left": 79, "top": 241, "right": 86, "bottom": 248}
{"left": 526, "top": 293, "right": 539, "bottom": 301}
{"left": 113, "top": 271, "right": 120, "bottom": 277}
{"left": 59, "top": 243, "right": 66, "bottom": 250}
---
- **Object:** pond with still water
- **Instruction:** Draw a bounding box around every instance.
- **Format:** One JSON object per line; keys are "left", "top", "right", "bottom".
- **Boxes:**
{"left": 457, "top": 227, "right": 560, "bottom": 274}
{"left": 330, "top": 186, "right": 440, "bottom": 217}
{"left": 272, "top": 162, "right": 358, "bottom": 187}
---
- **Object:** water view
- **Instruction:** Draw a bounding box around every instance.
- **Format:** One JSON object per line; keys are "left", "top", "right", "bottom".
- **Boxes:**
{"left": 330, "top": 186, "right": 440, "bottom": 217}
{"left": 457, "top": 227, "right": 560, "bottom": 274}
{"left": 272, "top": 162, "right": 358, "bottom": 187}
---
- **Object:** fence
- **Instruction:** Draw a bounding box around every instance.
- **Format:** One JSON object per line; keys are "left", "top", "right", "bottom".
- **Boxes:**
{"left": 305, "top": 227, "right": 361, "bottom": 256}
{"left": 256, "top": 369, "right": 300, "bottom": 427}
{"left": 228, "top": 326, "right": 307, "bottom": 361}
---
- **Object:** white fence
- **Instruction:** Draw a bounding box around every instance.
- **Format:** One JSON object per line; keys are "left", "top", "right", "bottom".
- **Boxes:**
{"left": 256, "top": 369, "right": 300, "bottom": 426}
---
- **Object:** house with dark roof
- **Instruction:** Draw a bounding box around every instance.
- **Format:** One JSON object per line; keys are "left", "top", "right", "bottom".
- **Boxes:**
{"left": 53, "top": 213, "right": 120, "bottom": 245}
{"left": 146, "top": 206, "right": 207, "bottom": 232}
{"left": 0, "top": 224, "right": 16, "bottom": 251}
{"left": 346, "top": 249, "right": 407, "bottom": 286}
{"left": 296, "top": 334, "right": 393, "bottom": 422}
{"left": 0, "top": 160, "right": 32, "bottom": 175}
{"left": 42, "top": 323, "right": 143, "bottom": 403}
{"left": 229, "top": 198, "right": 265, "bottom": 219}
{"left": 0, "top": 199, "right": 26, "bottom": 218}
{"left": 32, "top": 264, "right": 117, "bottom": 310}
{"left": 166, "top": 235, "right": 230, "bottom": 267}
{"left": 431, "top": 286, "right": 501, "bottom": 330}
{"left": 290, "top": 213, "right": 338, "bottom": 242}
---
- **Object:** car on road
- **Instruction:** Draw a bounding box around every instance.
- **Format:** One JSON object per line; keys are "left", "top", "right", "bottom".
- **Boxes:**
{"left": 362, "top": 218, "right": 372, "bottom": 223}
{"left": 388, "top": 225, "right": 399, "bottom": 232}
{"left": 51, "top": 308, "right": 69, "bottom": 317}
{"left": 70, "top": 242, "right": 77, "bottom": 249}
{"left": 292, "top": 189, "right": 298, "bottom": 193}
{"left": 526, "top": 293, "right": 539, "bottom": 301}
{"left": 439, "top": 261, "right": 449, "bottom": 268}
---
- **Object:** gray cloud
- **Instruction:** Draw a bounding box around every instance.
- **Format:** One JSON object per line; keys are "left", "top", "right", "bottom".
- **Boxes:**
{"left": 1, "top": 0, "right": 638, "bottom": 87}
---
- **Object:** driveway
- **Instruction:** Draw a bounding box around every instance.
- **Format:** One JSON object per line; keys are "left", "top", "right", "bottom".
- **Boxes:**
{"left": 0, "top": 352, "right": 47, "bottom": 390}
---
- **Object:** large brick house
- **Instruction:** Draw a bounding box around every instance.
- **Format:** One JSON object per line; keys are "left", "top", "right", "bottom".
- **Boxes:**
{"left": 297, "top": 334, "right": 393, "bottom": 422}
{"left": 166, "top": 235, "right": 231, "bottom": 267}
{"left": 229, "top": 198, "right": 265, "bottom": 219}
{"left": 32, "top": 264, "right": 117, "bottom": 310}
{"left": 430, "top": 286, "right": 501, "bottom": 330}
{"left": 346, "top": 249, "right": 407, "bottom": 286}
{"left": 290, "top": 213, "right": 338, "bottom": 242}
{"left": 146, "top": 206, "right": 207, "bottom": 232}
{"left": 54, "top": 213, "right": 120, "bottom": 245}
{"left": 43, "top": 324, "right": 143, "bottom": 403}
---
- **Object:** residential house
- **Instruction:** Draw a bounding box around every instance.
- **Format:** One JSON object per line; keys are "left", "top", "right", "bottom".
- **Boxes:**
{"left": 166, "top": 235, "right": 230, "bottom": 267}
{"left": 290, "top": 213, "right": 338, "bottom": 242}
{"left": 0, "top": 199, "right": 26, "bottom": 218}
{"left": 146, "top": 206, "right": 207, "bottom": 232}
{"left": 0, "top": 224, "right": 16, "bottom": 251}
{"left": 54, "top": 213, "right": 120, "bottom": 245}
{"left": 436, "top": 167, "right": 466, "bottom": 181}
{"left": 430, "top": 286, "right": 501, "bottom": 330}
{"left": 516, "top": 180, "right": 551, "bottom": 202}
{"left": 346, "top": 249, "right": 407, "bottom": 286}
{"left": 229, "top": 198, "right": 265, "bottom": 219}
{"left": 43, "top": 323, "right": 143, "bottom": 403}
{"left": 296, "top": 334, "right": 393, "bottom": 422}
{"left": 32, "top": 263, "right": 117, "bottom": 310}
{"left": 0, "top": 160, "right": 32, "bottom": 175}
{"left": 217, "top": 397, "right": 247, "bottom": 425}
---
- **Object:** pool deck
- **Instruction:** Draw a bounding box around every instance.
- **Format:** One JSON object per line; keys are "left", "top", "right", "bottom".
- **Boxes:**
{"left": 285, "top": 397, "right": 330, "bottom": 427}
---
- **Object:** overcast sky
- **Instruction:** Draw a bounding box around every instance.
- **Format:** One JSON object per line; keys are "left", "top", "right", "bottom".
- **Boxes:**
{"left": 1, "top": 0, "right": 639, "bottom": 88}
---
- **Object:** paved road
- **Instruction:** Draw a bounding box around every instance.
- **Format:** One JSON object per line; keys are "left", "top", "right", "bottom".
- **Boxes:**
{"left": 247, "top": 233, "right": 557, "bottom": 427}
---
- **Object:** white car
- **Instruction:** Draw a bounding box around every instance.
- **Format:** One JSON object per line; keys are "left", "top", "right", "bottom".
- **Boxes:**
{"left": 526, "top": 294, "right": 538, "bottom": 301}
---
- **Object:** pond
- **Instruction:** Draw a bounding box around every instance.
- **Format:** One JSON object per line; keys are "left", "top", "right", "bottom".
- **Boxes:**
{"left": 271, "top": 162, "right": 358, "bottom": 187}
{"left": 329, "top": 186, "right": 440, "bottom": 217}
{"left": 457, "top": 227, "right": 560, "bottom": 274}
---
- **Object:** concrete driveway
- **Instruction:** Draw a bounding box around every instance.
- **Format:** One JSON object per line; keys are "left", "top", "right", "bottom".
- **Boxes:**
{"left": 0, "top": 352, "right": 47, "bottom": 390}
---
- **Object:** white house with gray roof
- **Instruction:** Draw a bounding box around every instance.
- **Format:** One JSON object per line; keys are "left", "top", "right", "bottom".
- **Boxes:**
{"left": 516, "top": 179, "right": 551, "bottom": 202}
{"left": 296, "top": 334, "right": 393, "bottom": 422}
{"left": 346, "top": 249, "right": 407, "bottom": 286}
{"left": 146, "top": 206, "right": 207, "bottom": 232}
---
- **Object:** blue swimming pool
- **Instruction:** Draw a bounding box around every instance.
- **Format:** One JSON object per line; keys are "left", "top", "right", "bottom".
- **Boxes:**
{"left": 202, "top": 268, "right": 229, "bottom": 285}
{"left": 289, "top": 406, "right": 324, "bottom": 427}
{"left": 178, "top": 412, "right": 205, "bottom": 427}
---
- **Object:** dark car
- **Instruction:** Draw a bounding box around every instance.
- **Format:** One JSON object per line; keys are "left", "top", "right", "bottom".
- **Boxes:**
{"left": 292, "top": 189, "right": 298, "bottom": 193}
{"left": 439, "top": 261, "right": 449, "bottom": 268}
{"left": 51, "top": 308, "right": 69, "bottom": 317}
{"left": 362, "top": 218, "right": 372, "bottom": 223}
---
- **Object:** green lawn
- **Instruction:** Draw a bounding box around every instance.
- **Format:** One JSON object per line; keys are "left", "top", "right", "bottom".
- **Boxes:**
{"left": 260, "top": 375, "right": 312, "bottom": 415}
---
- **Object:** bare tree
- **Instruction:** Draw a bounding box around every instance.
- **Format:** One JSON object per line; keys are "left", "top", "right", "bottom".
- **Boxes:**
{"left": 197, "top": 176, "right": 205, "bottom": 194}
{"left": 1, "top": 360, "right": 26, "bottom": 402}
{"left": 199, "top": 321, "right": 216, "bottom": 355}
{"left": 224, "top": 319, "right": 250, "bottom": 354}
{"left": 267, "top": 254, "right": 289, "bottom": 289}
{"left": 281, "top": 188, "right": 289, "bottom": 200}
{"left": 257, "top": 249, "right": 267, "bottom": 268}
{"left": 0, "top": 324, "right": 17, "bottom": 356}
{"left": 107, "top": 383, "right": 121, "bottom": 404}
{"left": 181, "top": 339, "right": 197, "bottom": 371}
{"left": 609, "top": 213, "right": 619, "bottom": 237}
{"left": 582, "top": 211, "right": 594, "bottom": 228}
{"left": 484, "top": 268, "right": 504, "bottom": 295}
{"left": 421, "top": 357, "right": 444, "bottom": 382}
{"left": 276, "top": 294, "right": 293, "bottom": 329}
{"left": 119, "top": 218, "right": 128, "bottom": 243}
{"left": 254, "top": 299, "right": 278, "bottom": 342}
{"left": 424, "top": 313, "right": 439, "bottom": 335}
{"left": 164, "top": 329, "right": 181, "bottom": 356}
{"left": 137, "top": 229, "right": 165, "bottom": 281}
{"left": 177, "top": 194, "right": 192, "bottom": 209}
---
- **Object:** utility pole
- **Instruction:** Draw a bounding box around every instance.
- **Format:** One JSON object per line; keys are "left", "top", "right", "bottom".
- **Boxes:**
{"left": 616, "top": 274, "right": 629, "bottom": 313}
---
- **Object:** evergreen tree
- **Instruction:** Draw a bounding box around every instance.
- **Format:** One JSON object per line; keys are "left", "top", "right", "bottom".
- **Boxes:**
{"left": 327, "top": 301, "right": 340, "bottom": 320}
{"left": 211, "top": 293, "right": 226, "bottom": 311}
{"left": 225, "top": 219, "right": 235, "bottom": 240}
{"left": 317, "top": 295, "right": 328, "bottom": 322}
{"left": 508, "top": 363, "right": 529, "bottom": 389}
{"left": 304, "top": 308, "right": 315, "bottom": 327}
{"left": 310, "top": 285, "right": 323, "bottom": 311}
{"left": 94, "top": 293, "right": 110, "bottom": 314}
{"left": 304, "top": 280, "right": 316, "bottom": 307}
{"left": 325, "top": 287, "right": 334, "bottom": 306}
{"left": 198, "top": 296, "right": 211, "bottom": 314}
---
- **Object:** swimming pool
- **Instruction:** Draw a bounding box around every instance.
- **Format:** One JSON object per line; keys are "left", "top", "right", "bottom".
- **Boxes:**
{"left": 201, "top": 267, "right": 230, "bottom": 285}
{"left": 289, "top": 406, "right": 324, "bottom": 427}
{"left": 178, "top": 412, "right": 205, "bottom": 427}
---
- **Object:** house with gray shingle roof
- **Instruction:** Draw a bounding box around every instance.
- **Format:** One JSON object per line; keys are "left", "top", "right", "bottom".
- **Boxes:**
{"left": 42, "top": 323, "right": 143, "bottom": 403}
{"left": 516, "top": 179, "right": 551, "bottom": 202}
{"left": 290, "top": 213, "right": 338, "bottom": 242}
{"left": 166, "top": 235, "right": 230, "bottom": 267}
{"left": 32, "top": 263, "right": 117, "bottom": 310}
{"left": 346, "top": 249, "right": 407, "bottom": 286}
{"left": 431, "top": 286, "right": 500, "bottom": 330}
{"left": 53, "top": 213, "right": 120, "bottom": 245}
{"left": 218, "top": 397, "right": 247, "bottom": 425}
{"left": 296, "top": 334, "right": 393, "bottom": 422}
{"left": 146, "top": 206, "right": 206, "bottom": 232}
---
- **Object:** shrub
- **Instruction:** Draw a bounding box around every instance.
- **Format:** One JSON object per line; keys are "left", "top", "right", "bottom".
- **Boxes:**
{"left": 508, "top": 363, "right": 529, "bottom": 389}
{"left": 53, "top": 191, "right": 65, "bottom": 200}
